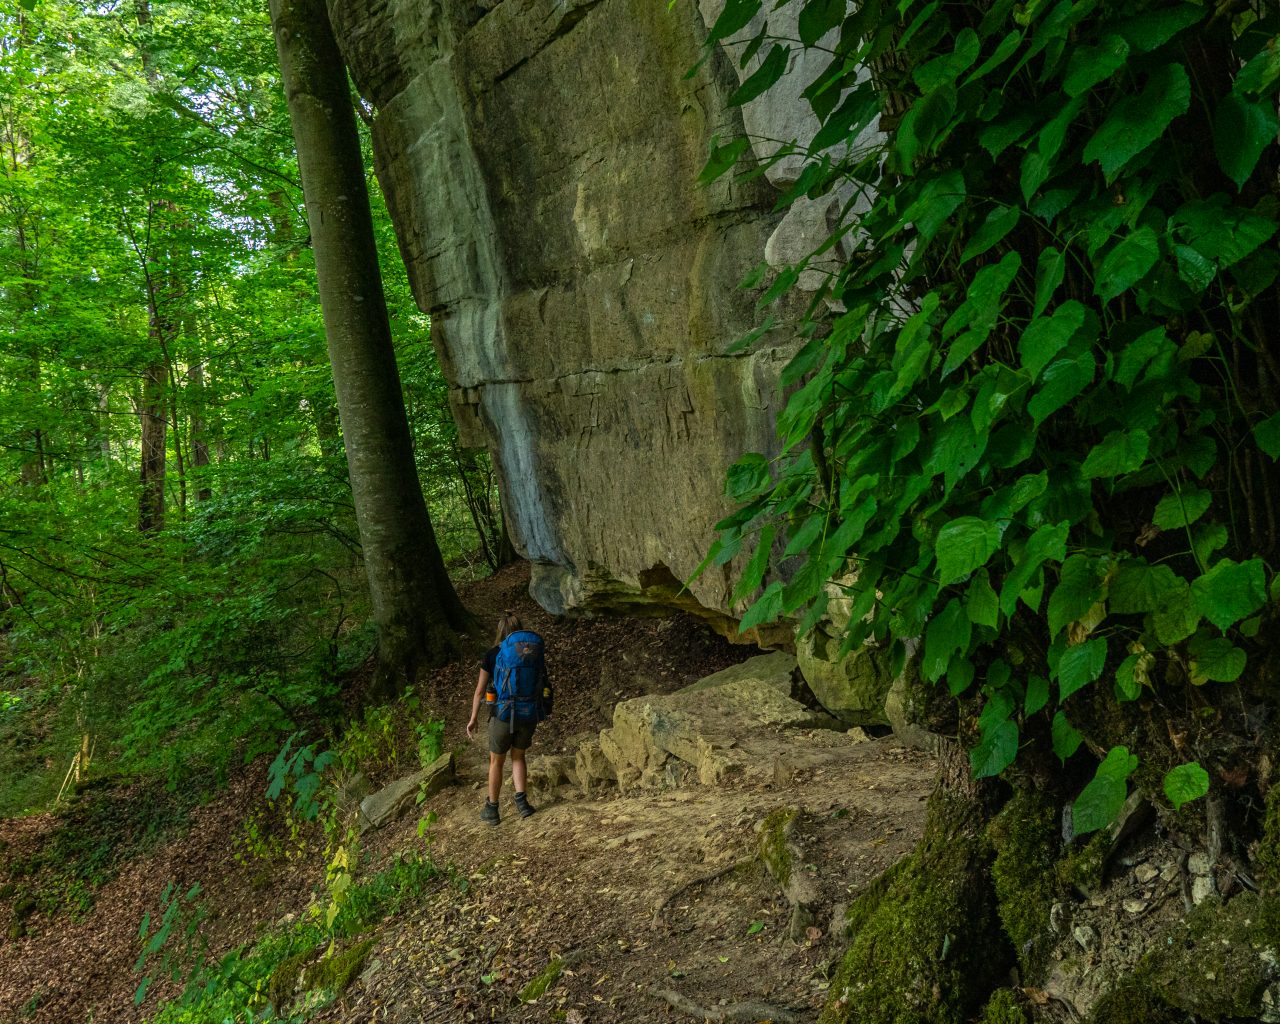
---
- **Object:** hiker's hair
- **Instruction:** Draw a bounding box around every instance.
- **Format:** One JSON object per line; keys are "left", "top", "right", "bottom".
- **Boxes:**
{"left": 495, "top": 610, "right": 522, "bottom": 645}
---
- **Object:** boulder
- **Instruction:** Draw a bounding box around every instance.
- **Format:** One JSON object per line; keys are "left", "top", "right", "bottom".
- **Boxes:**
{"left": 357, "top": 752, "right": 456, "bottom": 832}
{"left": 796, "top": 629, "right": 894, "bottom": 726}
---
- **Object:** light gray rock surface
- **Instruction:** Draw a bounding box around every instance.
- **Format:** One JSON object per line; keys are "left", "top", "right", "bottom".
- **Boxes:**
{"left": 358, "top": 752, "right": 456, "bottom": 832}
{"left": 328, "top": 0, "right": 808, "bottom": 634}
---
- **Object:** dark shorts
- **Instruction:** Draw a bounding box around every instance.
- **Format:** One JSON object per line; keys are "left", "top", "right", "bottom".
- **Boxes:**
{"left": 488, "top": 712, "right": 536, "bottom": 755}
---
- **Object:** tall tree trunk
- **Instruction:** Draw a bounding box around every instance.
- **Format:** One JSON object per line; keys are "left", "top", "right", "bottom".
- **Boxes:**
{"left": 269, "top": 0, "right": 472, "bottom": 693}
{"left": 137, "top": 357, "right": 166, "bottom": 532}
{"left": 187, "top": 359, "right": 211, "bottom": 502}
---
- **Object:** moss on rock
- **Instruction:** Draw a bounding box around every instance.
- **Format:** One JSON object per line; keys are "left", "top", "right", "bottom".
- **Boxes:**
{"left": 1056, "top": 830, "right": 1109, "bottom": 897}
{"left": 1255, "top": 783, "right": 1280, "bottom": 890}
{"left": 519, "top": 957, "right": 563, "bottom": 1003}
{"left": 759, "top": 807, "right": 798, "bottom": 890}
{"left": 1088, "top": 892, "right": 1280, "bottom": 1023}
{"left": 820, "top": 790, "right": 1011, "bottom": 1024}
{"left": 978, "top": 988, "right": 1027, "bottom": 1024}
{"left": 305, "top": 938, "right": 374, "bottom": 995}
{"left": 987, "top": 790, "right": 1059, "bottom": 979}
{"left": 266, "top": 949, "right": 311, "bottom": 1011}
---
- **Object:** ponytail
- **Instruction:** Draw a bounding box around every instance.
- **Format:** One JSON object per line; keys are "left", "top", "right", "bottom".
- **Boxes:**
{"left": 494, "top": 610, "right": 522, "bottom": 645}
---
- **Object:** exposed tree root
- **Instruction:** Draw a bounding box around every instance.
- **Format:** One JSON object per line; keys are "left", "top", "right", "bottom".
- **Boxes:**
{"left": 650, "top": 857, "right": 753, "bottom": 929}
{"left": 649, "top": 985, "right": 801, "bottom": 1023}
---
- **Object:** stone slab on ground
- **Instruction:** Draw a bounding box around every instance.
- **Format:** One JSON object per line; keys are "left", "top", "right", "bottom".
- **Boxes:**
{"left": 358, "top": 752, "right": 456, "bottom": 832}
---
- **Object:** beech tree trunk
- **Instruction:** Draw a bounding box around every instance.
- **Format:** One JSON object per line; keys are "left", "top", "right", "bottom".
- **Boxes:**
{"left": 269, "top": 0, "right": 471, "bottom": 692}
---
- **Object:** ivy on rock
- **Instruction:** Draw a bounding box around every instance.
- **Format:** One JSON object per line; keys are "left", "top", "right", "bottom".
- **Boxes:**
{"left": 698, "top": 0, "right": 1280, "bottom": 834}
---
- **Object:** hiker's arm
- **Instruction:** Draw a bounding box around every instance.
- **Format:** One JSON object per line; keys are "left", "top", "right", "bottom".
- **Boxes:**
{"left": 466, "top": 669, "right": 490, "bottom": 739}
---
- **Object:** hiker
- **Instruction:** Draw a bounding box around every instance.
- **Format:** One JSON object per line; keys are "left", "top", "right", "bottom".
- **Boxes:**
{"left": 466, "top": 611, "right": 552, "bottom": 825}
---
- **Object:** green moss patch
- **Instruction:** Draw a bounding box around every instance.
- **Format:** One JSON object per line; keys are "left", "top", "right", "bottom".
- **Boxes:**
{"left": 820, "top": 791, "right": 1011, "bottom": 1024}
{"left": 759, "top": 807, "right": 799, "bottom": 890}
{"left": 987, "top": 790, "right": 1059, "bottom": 979}
{"left": 979, "top": 988, "right": 1028, "bottom": 1024}
{"left": 519, "top": 957, "right": 563, "bottom": 1003}
{"left": 306, "top": 937, "right": 374, "bottom": 995}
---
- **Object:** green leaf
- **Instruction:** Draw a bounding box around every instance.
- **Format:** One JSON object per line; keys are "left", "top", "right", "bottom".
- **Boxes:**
{"left": 731, "top": 524, "right": 775, "bottom": 603}
{"left": 1080, "top": 430, "right": 1149, "bottom": 479}
{"left": 1000, "top": 522, "right": 1069, "bottom": 617}
{"left": 1047, "top": 555, "right": 1107, "bottom": 637}
{"left": 1083, "top": 63, "right": 1190, "bottom": 182}
{"left": 1095, "top": 228, "right": 1161, "bottom": 303}
{"left": 798, "top": 0, "right": 844, "bottom": 46}
{"left": 738, "top": 581, "right": 783, "bottom": 633}
{"left": 914, "top": 29, "right": 981, "bottom": 92}
{"left": 699, "top": 136, "right": 752, "bottom": 186}
{"left": 707, "top": 0, "right": 761, "bottom": 45}
{"left": 1073, "top": 746, "right": 1139, "bottom": 834}
{"left": 1063, "top": 34, "right": 1129, "bottom": 97}
{"left": 923, "top": 598, "right": 972, "bottom": 683}
{"left": 731, "top": 45, "right": 791, "bottom": 106}
{"left": 1024, "top": 674, "right": 1049, "bottom": 716}
{"left": 961, "top": 205, "right": 1021, "bottom": 264}
{"left": 1028, "top": 351, "right": 1094, "bottom": 425}
{"left": 1214, "top": 93, "right": 1280, "bottom": 190}
{"left": 1235, "top": 44, "right": 1280, "bottom": 97}
{"left": 1254, "top": 412, "right": 1280, "bottom": 459}
{"left": 1018, "top": 301, "right": 1086, "bottom": 380}
{"left": 1114, "top": 653, "right": 1144, "bottom": 701}
{"left": 1163, "top": 763, "right": 1210, "bottom": 810}
{"left": 1191, "top": 558, "right": 1268, "bottom": 632}
{"left": 1113, "top": 5, "right": 1202, "bottom": 54}
{"left": 1110, "top": 562, "right": 1184, "bottom": 615}
{"left": 1171, "top": 198, "right": 1278, "bottom": 268}
{"left": 1057, "top": 637, "right": 1107, "bottom": 701}
{"left": 1154, "top": 585, "right": 1200, "bottom": 645}
{"left": 1153, "top": 488, "right": 1211, "bottom": 530}
{"left": 1033, "top": 247, "right": 1065, "bottom": 318}
{"left": 936, "top": 517, "right": 1001, "bottom": 587}
{"left": 1051, "top": 710, "right": 1083, "bottom": 761}
{"left": 971, "top": 717, "right": 1019, "bottom": 779}
{"left": 1188, "top": 634, "right": 1247, "bottom": 683}
{"left": 967, "top": 570, "right": 1000, "bottom": 628}
{"left": 747, "top": 920, "right": 765, "bottom": 936}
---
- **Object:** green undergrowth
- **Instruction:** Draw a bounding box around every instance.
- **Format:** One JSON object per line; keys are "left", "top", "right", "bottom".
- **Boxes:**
{"left": 821, "top": 790, "right": 1011, "bottom": 1024}
{"left": 141, "top": 849, "right": 444, "bottom": 1023}
{"left": 979, "top": 988, "right": 1029, "bottom": 1024}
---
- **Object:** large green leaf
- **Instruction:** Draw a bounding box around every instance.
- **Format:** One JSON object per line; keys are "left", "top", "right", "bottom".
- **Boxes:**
{"left": 1028, "top": 351, "right": 1095, "bottom": 425}
{"left": 923, "top": 598, "right": 972, "bottom": 683}
{"left": 1188, "top": 634, "right": 1247, "bottom": 683}
{"left": 936, "top": 516, "right": 1001, "bottom": 587}
{"left": 1000, "top": 522, "right": 1069, "bottom": 617}
{"left": 1063, "top": 34, "right": 1130, "bottom": 97}
{"left": 1051, "top": 710, "right": 1083, "bottom": 761}
{"left": 1254, "top": 411, "right": 1280, "bottom": 459}
{"left": 1191, "top": 557, "right": 1267, "bottom": 631}
{"left": 1073, "top": 746, "right": 1139, "bottom": 835}
{"left": 1019, "top": 301, "right": 1086, "bottom": 380}
{"left": 1163, "top": 762, "right": 1209, "bottom": 810}
{"left": 1153, "top": 487, "right": 1212, "bottom": 530}
{"left": 961, "top": 205, "right": 1021, "bottom": 264}
{"left": 1033, "top": 247, "right": 1066, "bottom": 318}
{"left": 971, "top": 693, "right": 1019, "bottom": 778}
{"left": 1083, "top": 63, "right": 1190, "bottom": 182}
{"left": 1171, "top": 197, "right": 1278, "bottom": 268}
{"left": 966, "top": 570, "right": 1000, "bottom": 628}
{"left": 1214, "top": 93, "right": 1280, "bottom": 189}
{"left": 1109, "top": 561, "right": 1184, "bottom": 615}
{"left": 1081, "top": 429, "right": 1149, "bottom": 479}
{"left": 730, "top": 45, "right": 791, "bottom": 106}
{"left": 797, "top": 0, "right": 844, "bottom": 47}
{"left": 1057, "top": 637, "right": 1107, "bottom": 701}
{"left": 1095, "top": 228, "right": 1161, "bottom": 302}
{"left": 1047, "top": 555, "right": 1108, "bottom": 637}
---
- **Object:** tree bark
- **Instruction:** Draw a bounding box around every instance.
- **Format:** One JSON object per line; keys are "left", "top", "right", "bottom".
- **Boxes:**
{"left": 269, "top": 0, "right": 471, "bottom": 692}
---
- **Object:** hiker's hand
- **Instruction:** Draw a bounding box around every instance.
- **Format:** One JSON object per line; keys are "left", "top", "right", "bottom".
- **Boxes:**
{"left": 466, "top": 715, "right": 477, "bottom": 739}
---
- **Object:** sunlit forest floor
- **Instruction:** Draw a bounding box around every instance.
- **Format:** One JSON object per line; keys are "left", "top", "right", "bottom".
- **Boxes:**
{"left": 0, "top": 563, "right": 933, "bottom": 1023}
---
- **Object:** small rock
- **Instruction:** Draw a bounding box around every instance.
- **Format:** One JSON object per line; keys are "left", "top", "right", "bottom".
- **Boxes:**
{"left": 1122, "top": 899, "right": 1147, "bottom": 914}
{"left": 1160, "top": 861, "right": 1180, "bottom": 882}
{"left": 1188, "top": 852, "right": 1213, "bottom": 876}
{"left": 1192, "top": 875, "right": 1217, "bottom": 905}
{"left": 1134, "top": 863, "right": 1159, "bottom": 884}
{"left": 846, "top": 727, "right": 871, "bottom": 743}
{"left": 1259, "top": 980, "right": 1280, "bottom": 1023}
{"left": 1050, "top": 902, "right": 1068, "bottom": 934}
{"left": 1073, "top": 924, "right": 1098, "bottom": 950}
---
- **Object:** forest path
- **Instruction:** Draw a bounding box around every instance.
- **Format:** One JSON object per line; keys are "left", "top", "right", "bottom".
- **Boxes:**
{"left": 331, "top": 563, "right": 936, "bottom": 1023}
{"left": 0, "top": 562, "right": 934, "bottom": 1024}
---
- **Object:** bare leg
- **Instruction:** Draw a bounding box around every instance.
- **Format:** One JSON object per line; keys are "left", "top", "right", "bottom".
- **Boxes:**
{"left": 488, "top": 752, "right": 505, "bottom": 803}
{"left": 511, "top": 748, "right": 528, "bottom": 794}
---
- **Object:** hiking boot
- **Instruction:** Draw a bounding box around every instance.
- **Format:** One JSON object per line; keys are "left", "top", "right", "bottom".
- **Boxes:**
{"left": 514, "top": 792, "right": 536, "bottom": 818}
{"left": 480, "top": 799, "right": 500, "bottom": 826}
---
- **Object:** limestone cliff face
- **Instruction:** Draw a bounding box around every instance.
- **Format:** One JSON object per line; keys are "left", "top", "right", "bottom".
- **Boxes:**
{"left": 329, "top": 0, "right": 809, "bottom": 629}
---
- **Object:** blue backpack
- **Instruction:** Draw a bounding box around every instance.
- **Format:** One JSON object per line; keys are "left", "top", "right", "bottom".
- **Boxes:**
{"left": 493, "top": 630, "right": 552, "bottom": 725}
